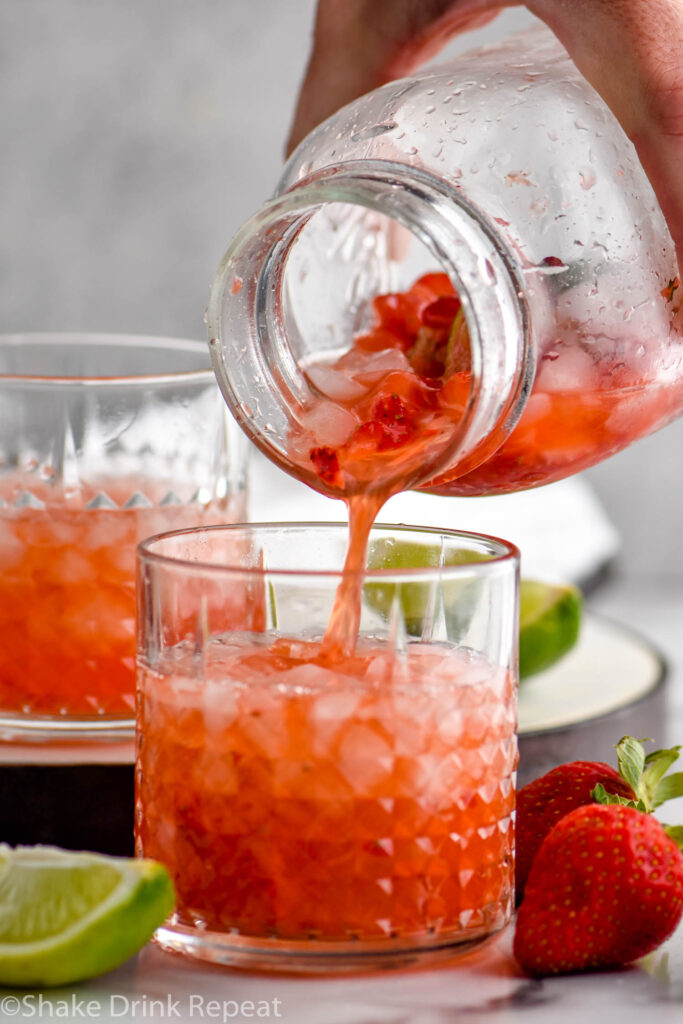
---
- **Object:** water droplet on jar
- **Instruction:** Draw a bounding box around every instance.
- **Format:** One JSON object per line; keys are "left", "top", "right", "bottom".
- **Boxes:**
{"left": 350, "top": 122, "right": 398, "bottom": 142}
{"left": 425, "top": 104, "right": 436, "bottom": 114}
{"left": 479, "top": 257, "right": 496, "bottom": 284}
{"left": 579, "top": 167, "right": 596, "bottom": 190}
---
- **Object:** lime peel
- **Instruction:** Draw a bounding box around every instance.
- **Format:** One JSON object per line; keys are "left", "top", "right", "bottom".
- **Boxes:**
{"left": 0, "top": 845, "right": 174, "bottom": 988}
{"left": 519, "top": 579, "right": 582, "bottom": 680}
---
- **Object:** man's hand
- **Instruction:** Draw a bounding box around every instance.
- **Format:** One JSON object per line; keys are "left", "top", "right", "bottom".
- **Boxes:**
{"left": 287, "top": 0, "right": 683, "bottom": 265}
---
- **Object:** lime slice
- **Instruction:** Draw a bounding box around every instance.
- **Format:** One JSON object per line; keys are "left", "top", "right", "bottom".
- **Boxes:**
{"left": 0, "top": 845, "right": 174, "bottom": 988}
{"left": 364, "top": 539, "right": 489, "bottom": 636}
{"left": 519, "top": 579, "right": 582, "bottom": 680}
{"left": 364, "top": 541, "right": 581, "bottom": 675}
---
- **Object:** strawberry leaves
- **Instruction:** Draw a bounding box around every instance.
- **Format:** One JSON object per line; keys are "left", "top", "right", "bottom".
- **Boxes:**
{"left": 591, "top": 782, "right": 644, "bottom": 810}
{"left": 653, "top": 772, "right": 683, "bottom": 808}
{"left": 591, "top": 736, "right": 683, "bottom": 851}
{"left": 615, "top": 734, "right": 648, "bottom": 795}
{"left": 593, "top": 736, "right": 683, "bottom": 808}
{"left": 666, "top": 825, "right": 683, "bottom": 847}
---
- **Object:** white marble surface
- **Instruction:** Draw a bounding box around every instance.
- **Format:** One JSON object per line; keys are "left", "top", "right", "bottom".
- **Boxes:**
{"left": 5, "top": 914, "right": 681, "bottom": 1024}
{"left": 2, "top": 576, "right": 682, "bottom": 1024}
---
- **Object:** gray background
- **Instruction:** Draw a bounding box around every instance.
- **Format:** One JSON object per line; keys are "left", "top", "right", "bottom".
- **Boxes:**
{"left": 1, "top": 0, "right": 681, "bottom": 580}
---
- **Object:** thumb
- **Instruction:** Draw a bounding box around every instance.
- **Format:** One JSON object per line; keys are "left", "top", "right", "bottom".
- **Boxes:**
{"left": 286, "top": 0, "right": 505, "bottom": 156}
{"left": 286, "top": 0, "right": 683, "bottom": 268}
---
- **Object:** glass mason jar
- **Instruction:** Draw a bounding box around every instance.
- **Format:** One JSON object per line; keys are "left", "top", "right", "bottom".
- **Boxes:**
{"left": 207, "top": 28, "right": 683, "bottom": 499}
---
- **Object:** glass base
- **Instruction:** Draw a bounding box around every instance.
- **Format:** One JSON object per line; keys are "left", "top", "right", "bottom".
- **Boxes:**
{"left": 153, "top": 918, "right": 507, "bottom": 974}
{"left": 0, "top": 710, "right": 134, "bottom": 745}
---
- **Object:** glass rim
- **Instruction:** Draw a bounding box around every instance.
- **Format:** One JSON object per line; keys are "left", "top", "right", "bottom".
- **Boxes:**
{"left": 0, "top": 332, "right": 215, "bottom": 387}
{"left": 137, "top": 520, "right": 520, "bottom": 580}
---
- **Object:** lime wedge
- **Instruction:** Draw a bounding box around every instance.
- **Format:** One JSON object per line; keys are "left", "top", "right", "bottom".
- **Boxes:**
{"left": 364, "top": 541, "right": 581, "bottom": 676}
{"left": 0, "top": 845, "right": 174, "bottom": 988}
{"left": 519, "top": 579, "right": 582, "bottom": 680}
{"left": 364, "top": 539, "right": 489, "bottom": 636}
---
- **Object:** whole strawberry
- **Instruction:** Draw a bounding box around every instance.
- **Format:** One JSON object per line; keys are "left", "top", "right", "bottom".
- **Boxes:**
{"left": 514, "top": 802, "right": 683, "bottom": 975}
{"left": 515, "top": 760, "right": 634, "bottom": 900}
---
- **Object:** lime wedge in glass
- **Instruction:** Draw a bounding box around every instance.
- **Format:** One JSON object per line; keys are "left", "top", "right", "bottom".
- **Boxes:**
{"left": 364, "top": 540, "right": 581, "bottom": 676}
{"left": 0, "top": 845, "right": 174, "bottom": 988}
{"left": 364, "top": 538, "right": 488, "bottom": 635}
{"left": 519, "top": 579, "right": 582, "bottom": 680}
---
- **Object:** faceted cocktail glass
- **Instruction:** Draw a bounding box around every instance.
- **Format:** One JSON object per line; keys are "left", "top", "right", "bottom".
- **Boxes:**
{"left": 136, "top": 522, "right": 519, "bottom": 972}
{"left": 0, "top": 334, "right": 247, "bottom": 740}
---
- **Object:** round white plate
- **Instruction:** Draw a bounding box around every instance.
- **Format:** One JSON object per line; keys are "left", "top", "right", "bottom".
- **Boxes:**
{"left": 519, "top": 612, "right": 666, "bottom": 736}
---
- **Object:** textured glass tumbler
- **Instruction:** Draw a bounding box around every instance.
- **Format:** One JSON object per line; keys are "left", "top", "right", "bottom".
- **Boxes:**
{"left": 0, "top": 334, "right": 248, "bottom": 738}
{"left": 136, "top": 523, "right": 519, "bottom": 972}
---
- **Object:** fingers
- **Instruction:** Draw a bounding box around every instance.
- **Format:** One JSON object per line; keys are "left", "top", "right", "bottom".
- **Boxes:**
{"left": 286, "top": 0, "right": 506, "bottom": 155}
{"left": 527, "top": 0, "right": 683, "bottom": 265}
{"left": 287, "top": 0, "right": 683, "bottom": 266}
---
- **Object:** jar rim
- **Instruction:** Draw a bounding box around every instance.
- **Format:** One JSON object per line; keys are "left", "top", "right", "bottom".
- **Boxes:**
{"left": 207, "top": 159, "right": 532, "bottom": 495}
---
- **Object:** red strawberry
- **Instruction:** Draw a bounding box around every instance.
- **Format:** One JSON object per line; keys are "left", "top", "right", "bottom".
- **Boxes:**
{"left": 513, "top": 803, "right": 683, "bottom": 975}
{"left": 309, "top": 445, "right": 340, "bottom": 485}
{"left": 515, "top": 760, "right": 634, "bottom": 899}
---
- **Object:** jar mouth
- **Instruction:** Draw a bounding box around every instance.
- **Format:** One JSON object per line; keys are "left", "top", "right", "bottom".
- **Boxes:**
{"left": 208, "top": 160, "right": 531, "bottom": 496}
